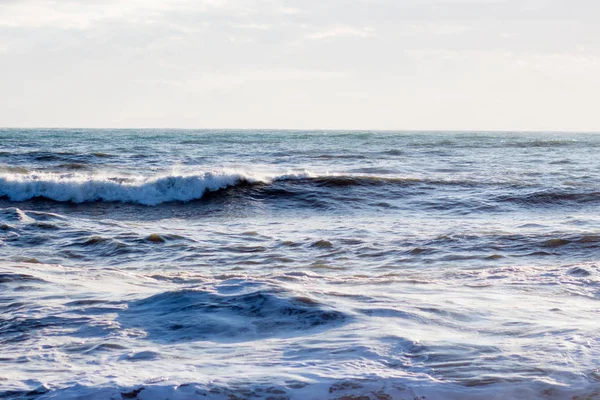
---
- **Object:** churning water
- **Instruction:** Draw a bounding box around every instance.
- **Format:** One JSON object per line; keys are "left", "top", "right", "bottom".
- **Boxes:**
{"left": 1, "top": 129, "right": 599, "bottom": 399}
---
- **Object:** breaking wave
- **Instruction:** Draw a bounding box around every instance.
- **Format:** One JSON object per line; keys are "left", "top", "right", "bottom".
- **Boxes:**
{"left": 0, "top": 168, "right": 532, "bottom": 206}
{"left": 3, "top": 170, "right": 598, "bottom": 209}
{"left": 0, "top": 170, "right": 311, "bottom": 206}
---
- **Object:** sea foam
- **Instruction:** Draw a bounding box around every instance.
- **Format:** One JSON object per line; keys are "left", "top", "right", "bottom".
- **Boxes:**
{"left": 0, "top": 170, "right": 311, "bottom": 205}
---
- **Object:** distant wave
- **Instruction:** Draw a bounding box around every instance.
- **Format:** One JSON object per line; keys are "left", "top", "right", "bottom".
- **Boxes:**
{"left": 496, "top": 189, "right": 600, "bottom": 205}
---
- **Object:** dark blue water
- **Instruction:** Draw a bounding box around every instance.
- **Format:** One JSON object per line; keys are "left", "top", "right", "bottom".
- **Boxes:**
{"left": 1, "top": 129, "right": 599, "bottom": 399}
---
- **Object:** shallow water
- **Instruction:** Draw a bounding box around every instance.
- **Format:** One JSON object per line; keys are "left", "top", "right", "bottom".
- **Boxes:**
{"left": 1, "top": 129, "right": 600, "bottom": 399}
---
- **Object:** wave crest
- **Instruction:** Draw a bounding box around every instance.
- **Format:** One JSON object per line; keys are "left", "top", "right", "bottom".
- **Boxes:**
{"left": 0, "top": 171, "right": 296, "bottom": 205}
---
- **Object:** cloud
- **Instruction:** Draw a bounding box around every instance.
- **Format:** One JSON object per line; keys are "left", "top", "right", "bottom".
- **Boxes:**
{"left": 1, "top": 0, "right": 599, "bottom": 129}
{"left": 231, "top": 23, "right": 272, "bottom": 30}
{"left": 305, "top": 25, "right": 377, "bottom": 40}
{"left": 404, "top": 23, "right": 473, "bottom": 36}
{"left": 279, "top": 6, "right": 300, "bottom": 15}
{"left": 134, "top": 67, "right": 351, "bottom": 92}
{"left": 512, "top": 52, "right": 600, "bottom": 80}
{"left": 0, "top": 0, "right": 248, "bottom": 29}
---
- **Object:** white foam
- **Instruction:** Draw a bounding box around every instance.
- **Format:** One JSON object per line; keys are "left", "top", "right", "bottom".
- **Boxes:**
{"left": 20, "top": 378, "right": 600, "bottom": 400}
{"left": 0, "top": 170, "right": 313, "bottom": 206}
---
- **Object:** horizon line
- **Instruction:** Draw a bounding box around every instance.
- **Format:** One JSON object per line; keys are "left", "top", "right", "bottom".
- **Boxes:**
{"left": 2, "top": 126, "right": 600, "bottom": 134}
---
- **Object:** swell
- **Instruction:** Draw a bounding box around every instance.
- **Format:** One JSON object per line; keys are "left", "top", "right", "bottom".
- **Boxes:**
{"left": 0, "top": 151, "right": 116, "bottom": 166}
{"left": 496, "top": 189, "right": 600, "bottom": 205}
{"left": 0, "top": 171, "right": 483, "bottom": 206}
{"left": 0, "top": 171, "right": 404, "bottom": 206}
{"left": 2, "top": 171, "right": 599, "bottom": 208}
{"left": 118, "top": 288, "right": 348, "bottom": 343}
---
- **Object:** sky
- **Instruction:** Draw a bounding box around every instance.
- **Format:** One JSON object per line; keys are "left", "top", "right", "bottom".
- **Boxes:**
{"left": 0, "top": 0, "right": 599, "bottom": 130}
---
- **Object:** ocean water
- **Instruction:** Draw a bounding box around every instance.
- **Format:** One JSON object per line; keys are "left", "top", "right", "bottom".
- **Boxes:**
{"left": 1, "top": 129, "right": 600, "bottom": 400}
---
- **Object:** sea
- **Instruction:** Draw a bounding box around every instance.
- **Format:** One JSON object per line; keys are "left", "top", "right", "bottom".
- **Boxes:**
{"left": 1, "top": 129, "right": 599, "bottom": 400}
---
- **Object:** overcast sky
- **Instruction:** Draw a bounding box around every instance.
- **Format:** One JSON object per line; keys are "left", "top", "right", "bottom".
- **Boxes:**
{"left": 1, "top": 0, "right": 598, "bottom": 130}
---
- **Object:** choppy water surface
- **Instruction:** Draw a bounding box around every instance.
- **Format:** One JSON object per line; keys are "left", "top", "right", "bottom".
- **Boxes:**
{"left": 1, "top": 129, "right": 600, "bottom": 399}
